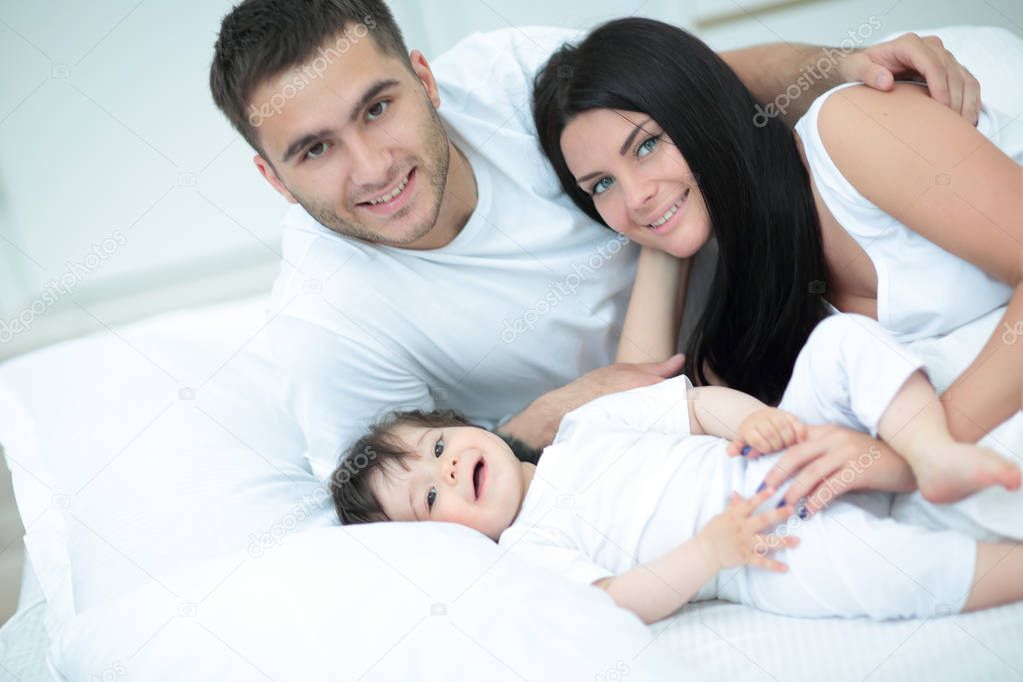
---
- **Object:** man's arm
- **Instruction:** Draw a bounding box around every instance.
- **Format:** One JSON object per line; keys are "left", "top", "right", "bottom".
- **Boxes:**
{"left": 498, "top": 354, "right": 686, "bottom": 449}
{"left": 720, "top": 32, "right": 981, "bottom": 126}
{"left": 267, "top": 314, "right": 433, "bottom": 477}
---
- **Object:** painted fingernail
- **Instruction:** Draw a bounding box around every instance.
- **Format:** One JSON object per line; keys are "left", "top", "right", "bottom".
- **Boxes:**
{"left": 776, "top": 499, "right": 787, "bottom": 509}
{"left": 741, "top": 445, "right": 752, "bottom": 457}
{"left": 756, "top": 481, "right": 767, "bottom": 493}
{"left": 797, "top": 501, "right": 808, "bottom": 519}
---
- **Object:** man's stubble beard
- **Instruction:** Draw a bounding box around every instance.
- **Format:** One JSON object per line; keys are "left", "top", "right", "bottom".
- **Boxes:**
{"left": 295, "top": 103, "right": 451, "bottom": 246}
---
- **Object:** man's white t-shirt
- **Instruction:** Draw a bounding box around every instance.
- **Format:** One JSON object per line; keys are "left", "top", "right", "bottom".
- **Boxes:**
{"left": 266, "top": 27, "right": 640, "bottom": 478}
{"left": 499, "top": 375, "right": 736, "bottom": 601}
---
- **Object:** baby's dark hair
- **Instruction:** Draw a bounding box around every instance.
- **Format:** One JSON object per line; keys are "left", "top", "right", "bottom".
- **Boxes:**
{"left": 330, "top": 408, "right": 541, "bottom": 525}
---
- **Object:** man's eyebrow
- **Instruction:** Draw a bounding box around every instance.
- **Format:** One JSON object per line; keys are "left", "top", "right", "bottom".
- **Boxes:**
{"left": 575, "top": 118, "right": 652, "bottom": 185}
{"left": 280, "top": 78, "right": 400, "bottom": 164}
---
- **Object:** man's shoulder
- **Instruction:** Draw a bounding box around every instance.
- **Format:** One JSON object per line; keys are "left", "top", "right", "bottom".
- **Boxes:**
{"left": 432, "top": 26, "right": 582, "bottom": 107}
{"left": 434, "top": 26, "right": 582, "bottom": 71}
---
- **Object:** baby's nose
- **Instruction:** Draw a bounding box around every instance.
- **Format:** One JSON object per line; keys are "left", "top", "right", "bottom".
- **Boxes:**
{"left": 445, "top": 456, "right": 459, "bottom": 483}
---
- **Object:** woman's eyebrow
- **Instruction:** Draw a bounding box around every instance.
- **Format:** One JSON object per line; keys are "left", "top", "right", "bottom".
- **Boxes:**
{"left": 618, "top": 118, "right": 652, "bottom": 155}
{"left": 576, "top": 118, "right": 653, "bottom": 184}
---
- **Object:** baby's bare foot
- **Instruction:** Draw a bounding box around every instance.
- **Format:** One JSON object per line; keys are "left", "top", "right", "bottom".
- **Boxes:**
{"left": 912, "top": 443, "right": 1022, "bottom": 503}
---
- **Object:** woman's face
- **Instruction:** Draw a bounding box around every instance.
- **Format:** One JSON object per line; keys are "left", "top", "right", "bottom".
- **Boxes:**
{"left": 560, "top": 109, "right": 712, "bottom": 258}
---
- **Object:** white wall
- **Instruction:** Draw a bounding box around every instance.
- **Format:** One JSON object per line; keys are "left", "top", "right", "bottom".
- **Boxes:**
{"left": 0, "top": 0, "right": 1020, "bottom": 361}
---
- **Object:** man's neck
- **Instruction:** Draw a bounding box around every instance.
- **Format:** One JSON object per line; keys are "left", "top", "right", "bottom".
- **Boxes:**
{"left": 418, "top": 141, "right": 477, "bottom": 249}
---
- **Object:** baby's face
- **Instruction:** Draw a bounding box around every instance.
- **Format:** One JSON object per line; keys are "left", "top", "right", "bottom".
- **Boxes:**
{"left": 370, "top": 424, "right": 533, "bottom": 541}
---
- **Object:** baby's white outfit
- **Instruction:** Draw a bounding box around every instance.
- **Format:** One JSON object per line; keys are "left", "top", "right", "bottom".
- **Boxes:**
{"left": 499, "top": 314, "right": 978, "bottom": 620}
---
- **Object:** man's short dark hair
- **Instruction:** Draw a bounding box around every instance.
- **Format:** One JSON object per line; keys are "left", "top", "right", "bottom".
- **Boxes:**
{"left": 209, "top": 0, "right": 411, "bottom": 156}
{"left": 330, "top": 409, "right": 542, "bottom": 526}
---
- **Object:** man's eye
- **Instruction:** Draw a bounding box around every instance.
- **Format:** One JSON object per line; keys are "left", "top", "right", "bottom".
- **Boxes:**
{"left": 426, "top": 486, "right": 437, "bottom": 511}
{"left": 304, "top": 141, "right": 329, "bottom": 160}
{"left": 367, "top": 100, "right": 390, "bottom": 121}
{"left": 592, "top": 177, "right": 613, "bottom": 196}
{"left": 434, "top": 436, "right": 444, "bottom": 458}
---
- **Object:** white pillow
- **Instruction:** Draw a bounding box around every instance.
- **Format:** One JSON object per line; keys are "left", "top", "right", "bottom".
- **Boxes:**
{"left": 0, "top": 297, "right": 334, "bottom": 627}
{"left": 52, "top": 524, "right": 679, "bottom": 681}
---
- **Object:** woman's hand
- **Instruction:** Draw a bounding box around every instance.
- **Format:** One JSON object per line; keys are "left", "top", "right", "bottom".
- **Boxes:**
{"left": 726, "top": 407, "right": 807, "bottom": 458}
{"left": 841, "top": 32, "right": 981, "bottom": 124}
{"left": 696, "top": 488, "right": 799, "bottom": 573}
{"left": 758, "top": 425, "right": 918, "bottom": 515}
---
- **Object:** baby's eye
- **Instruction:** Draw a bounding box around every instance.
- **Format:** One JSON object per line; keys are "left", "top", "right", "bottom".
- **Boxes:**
{"left": 592, "top": 177, "right": 613, "bottom": 196}
{"left": 637, "top": 136, "right": 659, "bottom": 157}
{"left": 426, "top": 486, "right": 437, "bottom": 511}
{"left": 434, "top": 436, "right": 444, "bottom": 458}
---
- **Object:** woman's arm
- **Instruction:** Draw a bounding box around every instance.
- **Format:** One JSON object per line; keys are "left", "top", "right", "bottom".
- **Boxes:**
{"left": 720, "top": 32, "right": 981, "bottom": 126}
{"left": 818, "top": 83, "right": 1023, "bottom": 441}
{"left": 615, "top": 247, "right": 690, "bottom": 364}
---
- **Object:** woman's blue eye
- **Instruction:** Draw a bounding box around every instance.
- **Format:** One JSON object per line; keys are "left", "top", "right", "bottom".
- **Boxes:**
{"left": 304, "top": 142, "right": 328, "bottom": 160}
{"left": 367, "top": 100, "right": 389, "bottom": 120}
{"left": 426, "top": 486, "right": 437, "bottom": 511}
{"left": 592, "top": 177, "right": 614, "bottom": 196}
{"left": 638, "top": 136, "right": 659, "bottom": 157}
{"left": 434, "top": 436, "right": 444, "bottom": 458}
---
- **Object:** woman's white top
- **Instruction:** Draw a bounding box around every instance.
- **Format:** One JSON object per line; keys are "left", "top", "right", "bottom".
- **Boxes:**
{"left": 794, "top": 81, "right": 1023, "bottom": 342}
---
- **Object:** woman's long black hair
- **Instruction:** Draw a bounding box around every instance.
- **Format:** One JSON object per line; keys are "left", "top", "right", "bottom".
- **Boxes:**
{"left": 533, "top": 18, "right": 829, "bottom": 404}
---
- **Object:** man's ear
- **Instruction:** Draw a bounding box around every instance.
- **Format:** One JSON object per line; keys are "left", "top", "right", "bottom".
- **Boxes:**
{"left": 409, "top": 49, "right": 441, "bottom": 109}
{"left": 253, "top": 154, "right": 298, "bottom": 204}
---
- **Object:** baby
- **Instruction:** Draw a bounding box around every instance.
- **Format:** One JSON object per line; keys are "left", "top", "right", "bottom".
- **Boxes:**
{"left": 331, "top": 314, "right": 1022, "bottom": 624}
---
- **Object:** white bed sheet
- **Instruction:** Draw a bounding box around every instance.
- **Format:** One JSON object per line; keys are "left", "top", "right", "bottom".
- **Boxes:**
{"left": 0, "top": 296, "right": 1020, "bottom": 680}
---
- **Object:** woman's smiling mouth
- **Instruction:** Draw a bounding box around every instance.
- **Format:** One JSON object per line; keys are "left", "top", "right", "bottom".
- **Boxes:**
{"left": 647, "top": 187, "right": 690, "bottom": 233}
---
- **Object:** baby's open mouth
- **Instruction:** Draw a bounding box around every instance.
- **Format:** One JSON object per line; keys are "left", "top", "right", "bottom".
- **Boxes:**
{"left": 473, "top": 459, "right": 485, "bottom": 500}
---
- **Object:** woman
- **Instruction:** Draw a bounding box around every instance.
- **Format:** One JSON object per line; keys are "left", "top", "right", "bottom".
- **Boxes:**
{"left": 532, "top": 18, "right": 1022, "bottom": 506}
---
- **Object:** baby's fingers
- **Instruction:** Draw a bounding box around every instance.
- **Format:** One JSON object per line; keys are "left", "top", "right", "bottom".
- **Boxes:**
{"left": 751, "top": 534, "right": 799, "bottom": 572}
{"left": 751, "top": 504, "right": 796, "bottom": 530}
{"left": 769, "top": 413, "right": 798, "bottom": 447}
{"left": 752, "top": 556, "right": 789, "bottom": 572}
{"left": 752, "top": 424, "right": 783, "bottom": 453}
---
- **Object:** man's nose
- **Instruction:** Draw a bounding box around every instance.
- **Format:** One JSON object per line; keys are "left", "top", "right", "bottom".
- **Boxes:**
{"left": 348, "top": 135, "right": 391, "bottom": 188}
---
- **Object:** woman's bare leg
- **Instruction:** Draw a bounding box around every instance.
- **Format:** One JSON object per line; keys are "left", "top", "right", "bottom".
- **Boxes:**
{"left": 963, "top": 542, "right": 1023, "bottom": 612}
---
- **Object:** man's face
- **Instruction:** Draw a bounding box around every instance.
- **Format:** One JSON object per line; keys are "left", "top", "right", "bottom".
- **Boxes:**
{"left": 250, "top": 29, "right": 451, "bottom": 247}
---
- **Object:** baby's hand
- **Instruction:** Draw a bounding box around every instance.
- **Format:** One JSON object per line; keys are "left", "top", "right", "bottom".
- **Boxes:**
{"left": 696, "top": 488, "right": 799, "bottom": 573}
{"left": 727, "top": 407, "right": 807, "bottom": 458}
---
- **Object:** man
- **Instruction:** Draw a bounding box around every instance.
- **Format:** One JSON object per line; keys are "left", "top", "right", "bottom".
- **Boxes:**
{"left": 210, "top": 0, "right": 980, "bottom": 478}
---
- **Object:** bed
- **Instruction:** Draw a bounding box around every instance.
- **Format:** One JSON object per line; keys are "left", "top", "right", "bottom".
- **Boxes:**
{"left": 0, "top": 292, "right": 1020, "bottom": 682}
{"left": 3, "top": 24, "right": 1023, "bottom": 682}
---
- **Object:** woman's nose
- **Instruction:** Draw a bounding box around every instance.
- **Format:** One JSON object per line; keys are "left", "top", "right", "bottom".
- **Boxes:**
{"left": 624, "top": 177, "right": 657, "bottom": 215}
